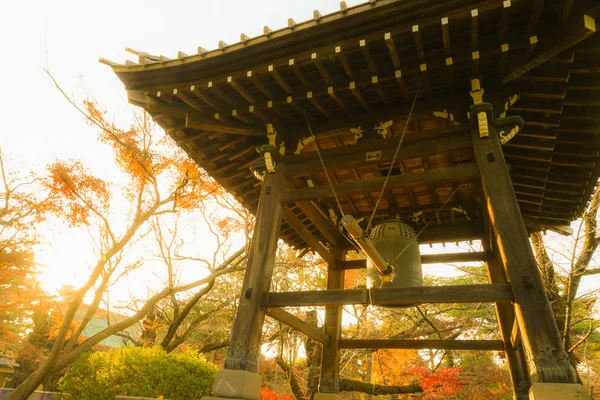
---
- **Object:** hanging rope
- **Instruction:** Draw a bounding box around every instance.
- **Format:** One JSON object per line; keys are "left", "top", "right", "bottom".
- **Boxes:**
{"left": 367, "top": 81, "right": 423, "bottom": 231}
{"left": 304, "top": 115, "right": 345, "bottom": 217}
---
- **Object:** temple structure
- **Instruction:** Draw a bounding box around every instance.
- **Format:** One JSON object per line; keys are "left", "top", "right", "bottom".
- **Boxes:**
{"left": 105, "top": 1, "right": 600, "bottom": 398}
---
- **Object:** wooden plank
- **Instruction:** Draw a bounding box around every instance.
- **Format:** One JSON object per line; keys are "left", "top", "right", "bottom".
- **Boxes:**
{"left": 263, "top": 284, "right": 514, "bottom": 307}
{"left": 338, "top": 339, "right": 505, "bottom": 351}
{"left": 502, "top": 13, "right": 596, "bottom": 83}
{"left": 341, "top": 252, "right": 491, "bottom": 270}
{"left": 265, "top": 307, "right": 331, "bottom": 347}
{"left": 472, "top": 121, "right": 578, "bottom": 382}
{"left": 282, "top": 208, "right": 334, "bottom": 265}
{"left": 282, "top": 163, "right": 480, "bottom": 202}
{"left": 224, "top": 168, "right": 285, "bottom": 372}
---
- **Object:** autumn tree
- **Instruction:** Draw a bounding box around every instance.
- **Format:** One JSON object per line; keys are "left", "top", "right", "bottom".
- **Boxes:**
{"left": 0, "top": 150, "right": 52, "bottom": 359}
{"left": 531, "top": 186, "right": 600, "bottom": 378}
{"left": 10, "top": 73, "right": 249, "bottom": 399}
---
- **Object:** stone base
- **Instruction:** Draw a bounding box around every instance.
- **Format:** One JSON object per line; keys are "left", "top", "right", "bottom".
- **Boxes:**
{"left": 529, "top": 383, "right": 588, "bottom": 400}
{"left": 313, "top": 394, "right": 342, "bottom": 400}
{"left": 210, "top": 370, "right": 262, "bottom": 400}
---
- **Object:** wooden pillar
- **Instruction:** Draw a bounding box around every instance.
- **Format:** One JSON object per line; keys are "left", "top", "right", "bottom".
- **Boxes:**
{"left": 224, "top": 166, "right": 285, "bottom": 372}
{"left": 318, "top": 247, "right": 345, "bottom": 394}
{"left": 482, "top": 228, "right": 531, "bottom": 399}
{"left": 471, "top": 121, "right": 577, "bottom": 383}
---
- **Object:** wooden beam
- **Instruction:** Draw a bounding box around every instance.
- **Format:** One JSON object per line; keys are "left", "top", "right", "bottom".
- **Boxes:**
{"left": 284, "top": 125, "right": 470, "bottom": 176}
{"left": 349, "top": 81, "right": 369, "bottom": 110}
{"left": 224, "top": 168, "right": 285, "bottom": 372}
{"left": 502, "top": 13, "right": 596, "bottom": 83}
{"left": 268, "top": 64, "right": 293, "bottom": 94}
{"left": 185, "top": 113, "right": 263, "bottom": 137}
{"left": 295, "top": 200, "right": 348, "bottom": 248}
{"left": 247, "top": 70, "right": 274, "bottom": 98}
{"left": 471, "top": 9, "right": 479, "bottom": 52}
{"left": 338, "top": 339, "right": 505, "bottom": 351}
{"left": 341, "top": 252, "right": 491, "bottom": 270}
{"left": 265, "top": 307, "right": 331, "bottom": 347}
{"left": 335, "top": 45, "right": 354, "bottom": 80}
{"left": 418, "top": 221, "right": 484, "bottom": 244}
{"left": 282, "top": 208, "right": 334, "bottom": 265}
{"left": 320, "top": 247, "right": 345, "bottom": 393}
{"left": 527, "top": 0, "right": 544, "bottom": 36}
{"left": 498, "top": 0, "right": 512, "bottom": 44}
{"left": 289, "top": 58, "right": 309, "bottom": 86}
{"left": 384, "top": 32, "right": 401, "bottom": 69}
{"left": 360, "top": 39, "right": 378, "bottom": 75}
{"left": 282, "top": 163, "right": 479, "bottom": 202}
{"left": 421, "top": 252, "right": 491, "bottom": 264}
{"left": 472, "top": 116, "right": 578, "bottom": 382}
{"left": 312, "top": 52, "right": 334, "bottom": 85}
{"left": 263, "top": 284, "right": 514, "bottom": 307}
{"left": 327, "top": 86, "right": 350, "bottom": 113}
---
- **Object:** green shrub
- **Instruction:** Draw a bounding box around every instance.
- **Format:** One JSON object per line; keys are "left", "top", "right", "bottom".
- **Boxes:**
{"left": 58, "top": 346, "right": 217, "bottom": 400}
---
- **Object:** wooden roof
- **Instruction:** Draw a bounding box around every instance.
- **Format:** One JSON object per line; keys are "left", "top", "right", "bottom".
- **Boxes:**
{"left": 106, "top": 0, "right": 600, "bottom": 251}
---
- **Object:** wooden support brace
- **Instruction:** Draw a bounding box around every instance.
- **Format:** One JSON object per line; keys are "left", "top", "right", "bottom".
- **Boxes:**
{"left": 265, "top": 307, "right": 332, "bottom": 347}
{"left": 282, "top": 207, "right": 334, "bottom": 265}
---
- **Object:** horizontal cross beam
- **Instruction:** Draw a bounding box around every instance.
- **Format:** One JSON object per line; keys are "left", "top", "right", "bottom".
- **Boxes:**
{"left": 282, "top": 163, "right": 480, "bottom": 202}
{"left": 284, "top": 127, "right": 471, "bottom": 177}
{"left": 262, "top": 284, "right": 513, "bottom": 307}
{"left": 265, "top": 307, "right": 331, "bottom": 347}
{"left": 340, "top": 252, "right": 492, "bottom": 270}
{"left": 338, "top": 339, "right": 505, "bottom": 351}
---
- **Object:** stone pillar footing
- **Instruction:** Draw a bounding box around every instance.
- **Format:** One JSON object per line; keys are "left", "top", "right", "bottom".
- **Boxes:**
{"left": 205, "top": 370, "right": 261, "bottom": 400}
{"left": 529, "top": 383, "right": 588, "bottom": 399}
{"left": 314, "top": 393, "right": 342, "bottom": 400}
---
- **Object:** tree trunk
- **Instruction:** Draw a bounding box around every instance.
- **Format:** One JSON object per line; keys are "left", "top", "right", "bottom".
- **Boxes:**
{"left": 305, "top": 310, "right": 321, "bottom": 399}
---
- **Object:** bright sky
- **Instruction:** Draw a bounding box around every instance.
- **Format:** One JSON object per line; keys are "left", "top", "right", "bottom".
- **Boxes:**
{"left": 1, "top": 0, "right": 599, "bottom": 304}
{"left": 0, "top": 0, "right": 364, "bottom": 298}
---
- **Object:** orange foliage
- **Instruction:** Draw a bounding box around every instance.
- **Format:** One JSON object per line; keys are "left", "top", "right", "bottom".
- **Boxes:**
{"left": 45, "top": 160, "right": 110, "bottom": 226}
